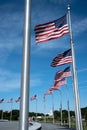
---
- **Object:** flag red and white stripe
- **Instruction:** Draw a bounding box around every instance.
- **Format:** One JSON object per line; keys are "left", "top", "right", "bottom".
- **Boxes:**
{"left": 49, "top": 86, "right": 60, "bottom": 91}
{"left": 54, "top": 66, "right": 71, "bottom": 82}
{"left": 54, "top": 70, "right": 64, "bottom": 82}
{"left": 54, "top": 78, "right": 66, "bottom": 87}
{"left": 51, "top": 49, "right": 72, "bottom": 67}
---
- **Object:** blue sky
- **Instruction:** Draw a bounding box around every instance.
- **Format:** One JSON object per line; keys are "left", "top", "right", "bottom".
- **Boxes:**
{"left": 0, "top": 0, "right": 87, "bottom": 114}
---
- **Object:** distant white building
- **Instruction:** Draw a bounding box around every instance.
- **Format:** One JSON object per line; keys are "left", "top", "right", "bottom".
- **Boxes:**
{"left": 37, "top": 116, "right": 42, "bottom": 119}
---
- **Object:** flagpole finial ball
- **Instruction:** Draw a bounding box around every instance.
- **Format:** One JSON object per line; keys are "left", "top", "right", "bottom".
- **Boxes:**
{"left": 68, "top": 4, "right": 70, "bottom": 10}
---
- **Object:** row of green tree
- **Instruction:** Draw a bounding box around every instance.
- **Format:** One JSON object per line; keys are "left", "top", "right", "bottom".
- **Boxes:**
{"left": 0, "top": 107, "right": 87, "bottom": 121}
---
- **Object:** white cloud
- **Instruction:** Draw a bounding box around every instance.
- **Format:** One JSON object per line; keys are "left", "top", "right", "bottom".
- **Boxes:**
{"left": 0, "top": 68, "right": 43, "bottom": 92}
{"left": 30, "top": 73, "right": 43, "bottom": 87}
{"left": 73, "top": 18, "right": 87, "bottom": 36}
{"left": 0, "top": 9, "right": 23, "bottom": 62}
{"left": 0, "top": 69, "right": 21, "bottom": 92}
{"left": 0, "top": 8, "right": 23, "bottom": 46}
{"left": 31, "top": 34, "right": 70, "bottom": 55}
{"left": 30, "top": 78, "right": 42, "bottom": 87}
{"left": 78, "top": 67, "right": 87, "bottom": 73}
{"left": 49, "top": 0, "right": 67, "bottom": 4}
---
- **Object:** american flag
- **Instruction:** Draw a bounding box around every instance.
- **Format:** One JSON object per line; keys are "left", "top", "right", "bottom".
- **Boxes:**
{"left": 54, "top": 70, "right": 64, "bottom": 81}
{"left": 15, "top": 97, "right": 21, "bottom": 103}
{"left": 49, "top": 86, "right": 60, "bottom": 91}
{"left": 30, "top": 95, "right": 37, "bottom": 101}
{"left": 0, "top": 99, "right": 4, "bottom": 103}
{"left": 54, "top": 78, "right": 66, "bottom": 87}
{"left": 7, "top": 98, "right": 13, "bottom": 103}
{"left": 44, "top": 90, "right": 53, "bottom": 95}
{"left": 51, "top": 49, "right": 72, "bottom": 67}
{"left": 34, "top": 14, "right": 69, "bottom": 43}
{"left": 54, "top": 66, "right": 71, "bottom": 82}
{"left": 63, "top": 66, "right": 72, "bottom": 78}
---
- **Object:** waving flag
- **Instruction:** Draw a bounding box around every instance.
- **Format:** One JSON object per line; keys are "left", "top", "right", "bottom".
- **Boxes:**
{"left": 54, "top": 70, "right": 64, "bottom": 81}
{"left": 44, "top": 90, "right": 53, "bottom": 95}
{"left": 30, "top": 95, "right": 37, "bottom": 101}
{"left": 7, "top": 98, "right": 13, "bottom": 103}
{"left": 55, "top": 66, "right": 71, "bottom": 82}
{"left": 0, "top": 99, "right": 4, "bottom": 103}
{"left": 54, "top": 78, "right": 66, "bottom": 87}
{"left": 34, "top": 14, "right": 69, "bottom": 43}
{"left": 49, "top": 86, "right": 60, "bottom": 91}
{"left": 51, "top": 49, "right": 72, "bottom": 67}
{"left": 63, "top": 66, "right": 71, "bottom": 77}
{"left": 15, "top": 97, "right": 21, "bottom": 103}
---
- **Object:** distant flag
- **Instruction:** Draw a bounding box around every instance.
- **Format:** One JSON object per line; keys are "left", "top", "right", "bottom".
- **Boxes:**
{"left": 7, "top": 98, "right": 13, "bottom": 103}
{"left": 54, "top": 70, "right": 64, "bottom": 82}
{"left": 54, "top": 78, "right": 66, "bottom": 87}
{"left": 49, "top": 86, "right": 60, "bottom": 91}
{"left": 0, "top": 99, "right": 4, "bottom": 103}
{"left": 30, "top": 95, "right": 37, "bottom": 101}
{"left": 44, "top": 90, "right": 53, "bottom": 96}
{"left": 63, "top": 66, "right": 71, "bottom": 78}
{"left": 51, "top": 49, "right": 72, "bottom": 67}
{"left": 54, "top": 66, "right": 71, "bottom": 82}
{"left": 15, "top": 97, "right": 21, "bottom": 103}
{"left": 34, "top": 14, "right": 69, "bottom": 43}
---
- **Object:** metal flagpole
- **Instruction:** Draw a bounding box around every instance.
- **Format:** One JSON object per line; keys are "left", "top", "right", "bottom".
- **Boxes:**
{"left": 10, "top": 102, "right": 13, "bottom": 121}
{"left": 19, "top": 0, "right": 31, "bottom": 130}
{"left": 67, "top": 5, "right": 83, "bottom": 130}
{"left": 76, "top": 70, "right": 83, "bottom": 130}
{"left": 52, "top": 92, "right": 54, "bottom": 124}
{"left": 36, "top": 99, "right": 37, "bottom": 121}
{"left": 1, "top": 110, "right": 3, "bottom": 120}
{"left": 66, "top": 80, "right": 71, "bottom": 128}
{"left": 44, "top": 96, "right": 46, "bottom": 122}
{"left": 59, "top": 90, "right": 62, "bottom": 126}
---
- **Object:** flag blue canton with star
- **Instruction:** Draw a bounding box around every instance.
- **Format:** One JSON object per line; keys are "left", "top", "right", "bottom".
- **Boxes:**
{"left": 55, "top": 15, "right": 68, "bottom": 28}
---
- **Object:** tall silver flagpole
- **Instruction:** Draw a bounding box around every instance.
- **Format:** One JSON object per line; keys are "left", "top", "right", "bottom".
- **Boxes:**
{"left": 59, "top": 90, "right": 62, "bottom": 126}
{"left": 36, "top": 99, "right": 37, "bottom": 121}
{"left": 19, "top": 0, "right": 31, "bottom": 130}
{"left": 76, "top": 70, "right": 83, "bottom": 130}
{"left": 52, "top": 92, "right": 54, "bottom": 124}
{"left": 66, "top": 81, "right": 71, "bottom": 128}
{"left": 68, "top": 5, "right": 83, "bottom": 130}
{"left": 10, "top": 102, "right": 13, "bottom": 121}
{"left": 1, "top": 110, "right": 3, "bottom": 120}
{"left": 44, "top": 97, "right": 46, "bottom": 122}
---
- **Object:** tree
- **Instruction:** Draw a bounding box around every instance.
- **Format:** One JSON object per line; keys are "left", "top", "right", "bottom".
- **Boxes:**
{"left": 54, "top": 110, "right": 60, "bottom": 121}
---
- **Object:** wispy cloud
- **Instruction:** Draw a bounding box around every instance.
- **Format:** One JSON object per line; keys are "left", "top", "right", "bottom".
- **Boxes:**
{"left": 30, "top": 78, "right": 42, "bottom": 87}
{"left": 78, "top": 67, "right": 87, "bottom": 73}
{"left": 0, "top": 11, "right": 23, "bottom": 46}
{"left": 0, "top": 68, "right": 44, "bottom": 92}
{"left": 73, "top": 18, "right": 87, "bottom": 37}
{"left": 0, "top": 6, "right": 24, "bottom": 62}
{"left": 31, "top": 34, "right": 70, "bottom": 56}
{"left": 30, "top": 73, "right": 43, "bottom": 87}
{"left": 0, "top": 69, "right": 20, "bottom": 92}
{"left": 49, "top": 0, "right": 69, "bottom": 4}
